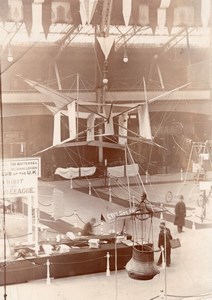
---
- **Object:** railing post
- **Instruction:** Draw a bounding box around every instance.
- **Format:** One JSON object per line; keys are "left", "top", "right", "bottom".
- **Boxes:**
{"left": 106, "top": 252, "right": 111, "bottom": 276}
{"left": 46, "top": 259, "right": 51, "bottom": 285}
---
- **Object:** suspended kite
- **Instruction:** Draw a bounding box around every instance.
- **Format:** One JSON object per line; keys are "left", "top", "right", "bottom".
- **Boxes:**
{"left": 19, "top": 76, "right": 189, "bottom": 155}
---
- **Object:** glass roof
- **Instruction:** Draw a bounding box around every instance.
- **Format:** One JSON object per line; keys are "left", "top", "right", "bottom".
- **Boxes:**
{"left": 0, "top": 22, "right": 210, "bottom": 49}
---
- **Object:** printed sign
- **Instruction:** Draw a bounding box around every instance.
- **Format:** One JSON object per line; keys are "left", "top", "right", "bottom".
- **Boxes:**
{"left": 0, "top": 157, "right": 40, "bottom": 200}
{"left": 101, "top": 207, "right": 136, "bottom": 223}
{"left": 0, "top": 157, "right": 41, "bottom": 177}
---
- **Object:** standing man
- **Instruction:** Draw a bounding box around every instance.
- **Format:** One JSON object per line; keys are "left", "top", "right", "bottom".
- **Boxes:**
{"left": 174, "top": 195, "right": 186, "bottom": 233}
{"left": 157, "top": 222, "right": 173, "bottom": 267}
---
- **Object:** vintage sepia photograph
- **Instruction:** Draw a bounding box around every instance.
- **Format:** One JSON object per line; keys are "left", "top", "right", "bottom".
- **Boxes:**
{"left": 0, "top": 1, "right": 212, "bottom": 299}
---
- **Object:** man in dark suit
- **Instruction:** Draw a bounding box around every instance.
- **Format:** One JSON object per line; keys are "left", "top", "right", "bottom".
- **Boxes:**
{"left": 174, "top": 195, "right": 186, "bottom": 233}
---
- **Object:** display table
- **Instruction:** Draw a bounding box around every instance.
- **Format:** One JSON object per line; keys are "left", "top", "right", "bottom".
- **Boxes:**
{"left": 0, "top": 241, "right": 133, "bottom": 285}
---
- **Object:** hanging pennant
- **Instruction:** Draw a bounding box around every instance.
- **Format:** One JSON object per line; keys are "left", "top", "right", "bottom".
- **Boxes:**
{"left": 165, "top": 0, "right": 175, "bottom": 34}
{"left": 42, "top": 0, "right": 51, "bottom": 38}
{"left": 51, "top": 0, "right": 72, "bottom": 24}
{"left": 157, "top": 0, "right": 171, "bottom": 29}
{"left": 122, "top": 0, "right": 132, "bottom": 26}
{"left": 70, "top": 0, "right": 81, "bottom": 25}
{"left": 137, "top": 3, "right": 149, "bottom": 26}
{"left": 110, "top": 0, "right": 124, "bottom": 25}
{"left": 0, "top": 0, "right": 9, "bottom": 22}
{"left": 22, "top": 0, "right": 33, "bottom": 37}
{"left": 174, "top": 1, "right": 194, "bottom": 27}
{"left": 97, "top": 36, "right": 115, "bottom": 60}
{"left": 157, "top": 8, "right": 166, "bottom": 28}
{"left": 31, "top": 1, "right": 43, "bottom": 35}
{"left": 201, "top": 0, "right": 211, "bottom": 27}
{"left": 79, "top": 0, "right": 98, "bottom": 25}
{"left": 8, "top": 0, "right": 23, "bottom": 22}
{"left": 160, "top": 0, "right": 171, "bottom": 9}
{"left": 88, "top": 0, "right": 98, "bottom": 24}
{"left": 149, "top": 0, "right": 161, "bottom": 34}
{"left": 79, "top": 0, "right": 87, "bottom": 25}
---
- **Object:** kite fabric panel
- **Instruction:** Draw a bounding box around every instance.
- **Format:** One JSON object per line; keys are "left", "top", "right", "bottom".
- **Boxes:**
{"left": 107, "top": 164, "right": 139, "bottom": 178}
{"left": 55, "top": 166, "right": 96, "bottom": 179}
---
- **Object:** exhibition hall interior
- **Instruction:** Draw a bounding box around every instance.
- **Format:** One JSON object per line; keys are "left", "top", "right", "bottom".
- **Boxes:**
{"left": 0, "top": 1, "right": 212, "bottom": 299}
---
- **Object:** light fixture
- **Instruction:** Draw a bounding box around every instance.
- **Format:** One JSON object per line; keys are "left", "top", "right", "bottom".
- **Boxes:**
{"left": 123, "top": 39, "right": 128, "bottom": 63}
{"left": 7, "top": 44, "right": 13, "bottom": 62}
{"left": 102, "top": 77, "right": 108, "bottom": 84}
{"left": 102, "top": 60, "right": 108, "bottom": 84}
{"left": 123, "top": 46, "right": 128, "bottom": 63}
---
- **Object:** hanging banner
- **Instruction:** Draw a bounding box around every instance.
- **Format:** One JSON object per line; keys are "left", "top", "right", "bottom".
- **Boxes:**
{"left": 51, "top": 0, "right": 72, "bottom": 24}
{"left": 122, "top": 0, "right": 132, "bottom": 26}
{"left": 80, "top": 0, "right": 98, "bottom": 25}
{"left": 201, "top": 0, "right": 211, "bottom": 27}
{"left": 22, "top": 0, "right": 33, "bottom": 36}
{"left": 79, "top": 0, "right": 87, "bottom": 25}
{"left": 174, "top": 5, "right": 194, "bottom": 26}
{"left": 137, "top": 4, "right": 149, "bottom": 26}
{"left": 160, "top": 0, "right": 171, "bottom": 9}
{"left": 8, "top": 0, "right": 23, "bottom": 22}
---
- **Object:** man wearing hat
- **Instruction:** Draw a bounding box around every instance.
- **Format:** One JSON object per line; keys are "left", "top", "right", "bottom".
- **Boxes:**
{"left": 174, "top": 195, "right": 186, "bottom": 233}
{"left": 157, "top": 222, "right": 173, "bottom": 267}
